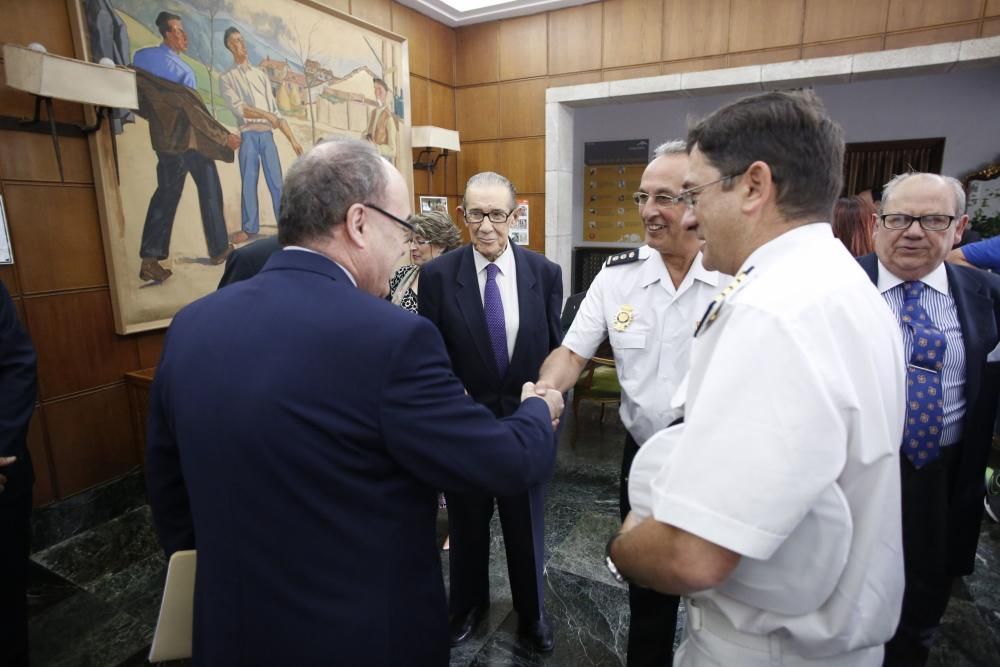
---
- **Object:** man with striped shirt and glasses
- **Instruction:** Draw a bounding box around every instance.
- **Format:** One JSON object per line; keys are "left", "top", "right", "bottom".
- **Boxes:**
{"left": 860, "top": 172, "right": 1000, "bottom": 666}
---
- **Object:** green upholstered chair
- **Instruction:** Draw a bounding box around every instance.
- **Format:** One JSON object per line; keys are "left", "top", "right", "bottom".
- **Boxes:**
{"left": 571, "top": 347, "right": 621, "bottom": 442}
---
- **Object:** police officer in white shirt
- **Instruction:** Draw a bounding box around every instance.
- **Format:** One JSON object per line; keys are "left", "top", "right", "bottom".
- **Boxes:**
{"left": 605, "top": 91, "right": 907, "bottom": 666}
{"left": 537, "top": 140, "right": 725, "bottom": 667}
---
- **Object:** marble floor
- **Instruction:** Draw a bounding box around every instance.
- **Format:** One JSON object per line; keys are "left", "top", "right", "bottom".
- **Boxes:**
{"left": 26, "top": 403, "right": 1000, "bottom": 666}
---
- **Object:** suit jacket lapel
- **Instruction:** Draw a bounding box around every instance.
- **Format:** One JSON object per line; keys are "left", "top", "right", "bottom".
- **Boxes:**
{"left": 510, "top": 244, "right": 540, "bottom": 375}
{"left": 455, "top": 246, "right": 499, "bottom": 379}
{"left": 947, "top": 264, "right": 993, "bottom": 416}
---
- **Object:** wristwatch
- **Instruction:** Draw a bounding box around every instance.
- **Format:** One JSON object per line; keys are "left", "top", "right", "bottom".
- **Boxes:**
{"left": 605, "top": 532, "right": 626, "bottom": 584}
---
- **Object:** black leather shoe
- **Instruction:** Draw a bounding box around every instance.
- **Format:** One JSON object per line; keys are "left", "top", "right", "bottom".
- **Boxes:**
{"left": 518, "top": 614, "right": 555, "bottom": 653}
{"left": 449, "top": 603, "right": 489, "bottom": 646}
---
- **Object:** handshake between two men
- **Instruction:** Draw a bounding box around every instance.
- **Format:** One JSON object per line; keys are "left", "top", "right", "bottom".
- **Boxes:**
{"left": 522, "top": 382, "right": 565, "bottom": 430}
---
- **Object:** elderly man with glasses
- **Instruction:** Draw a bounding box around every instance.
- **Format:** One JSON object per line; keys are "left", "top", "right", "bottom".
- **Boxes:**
{"left": 419, "top": 171, "right": 563, "bottom": 652}
{"left": 859, "top": 172, "right": 1000, "bottom": 666}
{"left": 537, "top": 140, "right": 726, "bottom": 667}
{"left": 145, "top": 142, "right": 565, "bottom": 666}
{"left": 606, "top": 91, "right": 909, "bottom": 666}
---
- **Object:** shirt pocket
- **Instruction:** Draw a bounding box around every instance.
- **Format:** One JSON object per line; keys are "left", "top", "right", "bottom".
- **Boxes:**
{"left": 608, "top": 330, "right": 647, "bottom": 384}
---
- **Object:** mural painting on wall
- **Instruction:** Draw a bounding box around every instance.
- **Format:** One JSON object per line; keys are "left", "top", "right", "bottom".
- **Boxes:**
{"left": 83, "top": 0, "right": 411, "bottom": 333}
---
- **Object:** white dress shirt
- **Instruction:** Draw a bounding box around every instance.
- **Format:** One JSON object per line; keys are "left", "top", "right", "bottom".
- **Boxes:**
{"left": 876, "top": 260, "right": 967, "bottom": 446}
{"left": 562, "top": 247, "right": 724, "bottom": 444}
{"left": 645, "top": 224, "right": 906, "bottom": 662}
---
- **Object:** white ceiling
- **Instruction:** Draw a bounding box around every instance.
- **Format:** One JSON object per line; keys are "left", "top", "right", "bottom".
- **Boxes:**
{"left": 395, "top": 0, "right": 597, "bottom": 27}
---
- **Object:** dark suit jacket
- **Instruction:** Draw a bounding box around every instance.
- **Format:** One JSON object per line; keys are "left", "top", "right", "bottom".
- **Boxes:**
{"left": 217, "top": 236, "right": 282, "bottom": 289}
{"left": 134, "top": 68, "right": 234, "bottom": 161}
{"left": 859, "top": 253, "right": 1000, "bottom": 574}
{"left": 0, "top": 281, "right": 36, "bottom": 504}
{"left": 145, "top": 250, "right": 557, "bottom": 666}
{"left": 418, "top": 244, "right": 563, "bottom": 417}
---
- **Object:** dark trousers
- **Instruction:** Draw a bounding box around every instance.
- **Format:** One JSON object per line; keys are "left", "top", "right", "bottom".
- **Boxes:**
{"left": 0, "top": 491, "right": 32, "bottom": 667}
{"left": 621, "top": 432, "right": 679, "bottom": 667}
{"left": 884, "top": 444, "right": 961, "bottom": 667}
{"left": 140, "top": 150, "right": 229, "bottom": 261}
{"left": 446, "top": 483, "right": 547, "bottom": 622}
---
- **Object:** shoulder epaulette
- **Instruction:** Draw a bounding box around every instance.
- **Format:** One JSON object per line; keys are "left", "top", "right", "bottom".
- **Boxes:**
{"left": 606, "top": 249, "right": 641, "bottom": 267}
{"left": 693, "top": 266, "right": 755, "bottom": 337}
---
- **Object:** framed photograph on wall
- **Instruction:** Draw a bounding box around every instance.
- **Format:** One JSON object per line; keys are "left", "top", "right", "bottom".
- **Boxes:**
{"left": 73, "top": 0, "right": 411, "bottom": 333}
{"left": 419, "top": 196, "right": 448, "bottom": 214}
{"left": 510, "top": 198, "right": 529, "bottom": 246}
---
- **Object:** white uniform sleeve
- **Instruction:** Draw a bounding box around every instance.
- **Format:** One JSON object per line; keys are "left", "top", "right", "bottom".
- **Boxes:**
{"left": 562, "top": 267, "right": 610, "bottom": 360}
{"left": 650, "top": 304, "right": 848, "bottom": 560}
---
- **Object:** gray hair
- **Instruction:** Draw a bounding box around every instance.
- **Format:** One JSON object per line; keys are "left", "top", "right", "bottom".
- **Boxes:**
{"left": 653, "top": 140, "right": 687, "bottom": 158}
{"left": 879, "top": 172, "right": 966, "bottom": 217}
{"left": 462, "top": 172, "right": 517, "bottom": 210}
{"left": 278, "top": 139, "right": 388, "bottom": 247}
{"left": 413, "top": 210, "right": 462, "bottom": 251}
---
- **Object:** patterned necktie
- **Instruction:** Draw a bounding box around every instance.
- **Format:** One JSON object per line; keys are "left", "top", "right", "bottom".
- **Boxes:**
{"left": 484, "top": 263, "right": 508, "bottom": 377}
{"left": 901, "top": 281, "right": 946, "bottom": 468}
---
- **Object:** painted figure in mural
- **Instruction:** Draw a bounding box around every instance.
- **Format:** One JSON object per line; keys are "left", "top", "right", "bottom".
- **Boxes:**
{"left": 363, "top": 78, "right": 397, "bottom": 165}
{"left": 220, "top": 27, "right": 303, "bottom": 245}
{"left": 132, "top": 11, "right": 241, "bottom": 283}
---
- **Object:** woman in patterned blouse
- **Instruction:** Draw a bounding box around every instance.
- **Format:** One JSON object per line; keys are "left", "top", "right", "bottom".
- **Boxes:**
{"left": 387, "top": 209, "right": 462, "bottom": 549}
{"left": 387, "top": 210, "right": 462, "bottom": 313}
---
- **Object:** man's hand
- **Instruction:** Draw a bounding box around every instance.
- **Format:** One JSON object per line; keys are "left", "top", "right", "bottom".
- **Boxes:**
{"left": 292, "top": 140, "right": 304, "bottom": 156}
{"left": 226, "top": 133, "right": 242, "bottom": 151}
{"left": 522, "top": 382, "right": 564, "bottom": 430}
{"left": 0, "top": 456, "right": 16, "bottom": 494}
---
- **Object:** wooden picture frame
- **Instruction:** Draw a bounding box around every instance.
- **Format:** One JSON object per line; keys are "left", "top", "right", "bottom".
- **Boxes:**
{"left": 69, "top": 0, "right": 411, "bottom": 333}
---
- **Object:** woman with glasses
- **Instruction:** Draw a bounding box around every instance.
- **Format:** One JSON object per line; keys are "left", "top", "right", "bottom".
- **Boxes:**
{"left": 388, "top": 210, "right": 462, "bottom": 313}
{"left": 387, "top": 209, "right": 462, "bottom": 549}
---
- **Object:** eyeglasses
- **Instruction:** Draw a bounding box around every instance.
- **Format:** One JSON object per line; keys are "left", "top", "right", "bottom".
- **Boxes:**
{"left": 463, "top": 209, "right": 513, "bottom": 225}
{"left": 364, "top": 203, "right": 414, "bottom": 233}
{"left": 677, "top": 172, "right": 742, "bottom": 208}
{"left": 408, "top": 237, "right": 431, "bottom": 246}
{"left": 631, "top": 192, "right": 685, "bottom": 208}
{"left": 879, "top": 213, "right": 956, "bottom": 232}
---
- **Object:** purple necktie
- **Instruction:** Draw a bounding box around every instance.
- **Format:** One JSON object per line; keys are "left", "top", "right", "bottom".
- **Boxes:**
{"left": 484, "top": 263, "right": 508, "bottom": 376}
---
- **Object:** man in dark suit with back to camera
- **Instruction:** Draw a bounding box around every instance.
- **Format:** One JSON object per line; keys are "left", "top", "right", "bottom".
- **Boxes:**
{"left": 216, "top": 235, "right": 281, "bottom": 288}
{"left": 419, "top": 172, "right": 563, "bottom": 652}
{"left": 145, "top": 139, "right": 564, "bottom": 666}
{"left": 860, "top": 172, "right": 1000, "bottom": 666}
{"left": 0, "top": 280, "right": 38, "bottom": 667}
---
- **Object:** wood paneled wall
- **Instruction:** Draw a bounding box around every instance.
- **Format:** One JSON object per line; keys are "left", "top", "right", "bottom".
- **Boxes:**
{"left": 454, "top": 0, "right": 1000, "bottom": 250}
{"left": 0, "top": 0, "right": 458, "bottom": 506}
{"left": 1, "top": 0, "right": 993, "bottom": 503}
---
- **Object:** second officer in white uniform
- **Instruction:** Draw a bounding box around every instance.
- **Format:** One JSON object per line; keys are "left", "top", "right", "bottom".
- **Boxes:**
{"left": 537, "top": 140, "right": 726, "bottom": 667}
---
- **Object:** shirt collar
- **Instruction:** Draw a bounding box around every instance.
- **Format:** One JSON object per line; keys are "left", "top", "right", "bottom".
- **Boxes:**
{"left": 283, "top": 246, "right": 358, "bottom": 286}
{"left": 638, "top": 247, "right": 721, "bottom": 291}
{"left": 876, "top": 258, "right": 948, "bottom": 296}
{"left": 161, "top": 43, "right": 182, "bottom": 60}
{"left": 473, "top": 241, "right": 514, "bottom": 276}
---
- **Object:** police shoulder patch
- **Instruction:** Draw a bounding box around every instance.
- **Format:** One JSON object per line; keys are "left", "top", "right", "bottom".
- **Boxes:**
{"left": 606, "top": 249, "right": 641, "bottom": 267}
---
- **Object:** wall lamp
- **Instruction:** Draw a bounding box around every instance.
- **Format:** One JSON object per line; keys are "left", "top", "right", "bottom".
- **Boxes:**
{"left": 412, "top": 125, "right": 460, "bottom": 190}
{"left": 1, "top": 43, "right": 138, "bottom": 181}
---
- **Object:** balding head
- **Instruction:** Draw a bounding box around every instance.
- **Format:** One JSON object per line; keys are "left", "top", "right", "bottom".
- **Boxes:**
{"left": 278, "top": 139, "right": 389, "bottom": 247}
{"left": 874, "top": 172, "right": 968, "bottom": 281}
